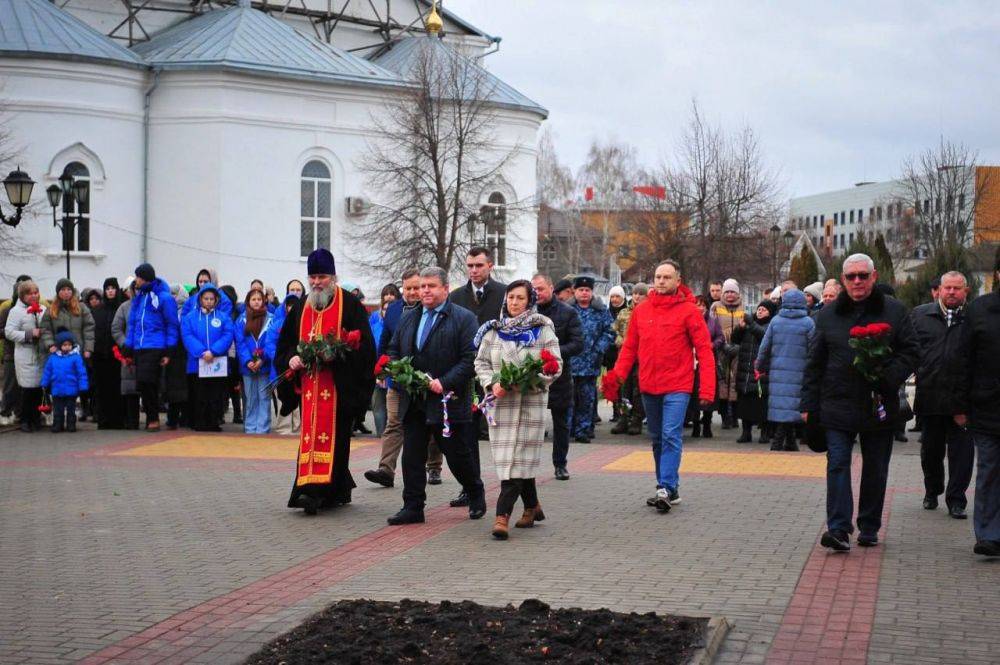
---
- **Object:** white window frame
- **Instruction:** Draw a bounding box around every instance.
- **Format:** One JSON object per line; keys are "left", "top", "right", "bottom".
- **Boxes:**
{"left": 300, "top": 161, "right": 332, "bottom": 257}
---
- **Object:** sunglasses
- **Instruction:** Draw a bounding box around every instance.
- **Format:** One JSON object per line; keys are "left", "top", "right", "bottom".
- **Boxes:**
{"left": 843, "top": 272, "right": 871, "bottom": 282}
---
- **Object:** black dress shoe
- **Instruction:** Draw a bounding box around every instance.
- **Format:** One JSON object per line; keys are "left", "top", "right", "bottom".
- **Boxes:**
{"left": 948, "top": 505, "right": 967, "bottom": 519}
{"left": 468, "top": 500, "right": 487, "bottom": 520}
{"left": 427, "top": 469, "right": 442, "bottom": 485}
{"left": 554, "top": 466, "right": 570, "bottom": 480}
{"left": 450, "top": 491, "right": 470, "bottom": 507}
{"left": 363, "top": 469, "right": 394, "bottom": 487}
{"left": 820, "top": 530, "right": 851, "bottom": 552}
{"left": 20, "top": 421, "right": 32, "bottom": 433}
{"left": 298, "top": 495, "right": 319, "bottom": 515}
{"left": 574, "top": 436, "right": 591, "bottom": 444}
{"left": 923, "top": 495, "right": 938, "bottom": 510}
{"left": 857, "top": 533, "right": 879, "bottom": 547}
{"left": 387, "top": 509, "right": 425, "bottom": 525}
{"left": 973, "top": 540, "right": 1000, "bottom": 556}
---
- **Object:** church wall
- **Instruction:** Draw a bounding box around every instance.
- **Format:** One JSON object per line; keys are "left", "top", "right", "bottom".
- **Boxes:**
{"left": 0, "top": 59, "right": 146, "bottom": 297}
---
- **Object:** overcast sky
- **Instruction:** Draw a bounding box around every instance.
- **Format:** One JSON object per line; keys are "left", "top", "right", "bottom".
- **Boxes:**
{"left": 449, "top": 1, "right": 1000, "bottom": 201}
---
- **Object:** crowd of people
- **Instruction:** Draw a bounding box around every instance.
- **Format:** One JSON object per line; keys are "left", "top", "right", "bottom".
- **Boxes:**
{"left": 1, "top": 246, "right": 997, "bottom": 556}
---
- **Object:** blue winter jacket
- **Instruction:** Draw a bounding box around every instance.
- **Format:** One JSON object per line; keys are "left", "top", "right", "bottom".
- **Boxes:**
{"left": 756, "top": 289, "right": 816, "bottom": 423}
{"left": 369, "top": 309, "right": 385, "bottom": 354}
{"left": 41, "top": 347, "right": 90, "bottom": 397}
{"left": 234, "top": 310, "right": 277, "bottom": 377}
{"left": 180, "top": 286, "right": 233, "bottom": 319}
{"left": 181, "top": 285, "right": 235, "bottom": 374}
{"left": 570, "top": 303, "right": 615, "bottom": 377}
{"left": 126, "top": 277, "right": 179, "bottom": 351}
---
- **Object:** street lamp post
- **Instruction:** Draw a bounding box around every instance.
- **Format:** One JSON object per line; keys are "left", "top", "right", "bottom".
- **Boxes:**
{"left": 47, "top": 169, "right": 89, "bottom": 280}
{"left": 0, "top": 167, "right": 36, "bottom": 228}
{"left": 769, "top": 224, "right": 781, "bottom": 284}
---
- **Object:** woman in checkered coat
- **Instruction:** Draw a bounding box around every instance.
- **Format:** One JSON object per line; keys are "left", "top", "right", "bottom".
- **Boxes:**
{"left": 474, "top": 280, "right": 562, "bottom": 541}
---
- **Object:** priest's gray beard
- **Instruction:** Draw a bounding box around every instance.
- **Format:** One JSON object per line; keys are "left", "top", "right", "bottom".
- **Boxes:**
{"left": 307, "top": 283, "right": 336, "bottom": 310}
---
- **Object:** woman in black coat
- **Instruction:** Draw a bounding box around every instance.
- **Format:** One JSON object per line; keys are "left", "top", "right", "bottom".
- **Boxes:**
{"left": 731, "top": 300, "right": 777, "bottom": 443}
{"left": 92, "top": 278, "right": 127, "bottom": 429}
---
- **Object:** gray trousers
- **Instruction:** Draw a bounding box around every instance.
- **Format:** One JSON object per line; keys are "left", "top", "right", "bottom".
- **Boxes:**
{"left": 1, "top": 359, "right": 20, "bottom": 417}
{"left": 973, "top": 431, "right": 1000, "bottom": 543}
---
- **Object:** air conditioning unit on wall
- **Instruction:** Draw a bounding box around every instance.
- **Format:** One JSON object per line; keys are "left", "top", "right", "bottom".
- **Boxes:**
{"left": 346, "top": 196, "right": 370, "bottom": 216}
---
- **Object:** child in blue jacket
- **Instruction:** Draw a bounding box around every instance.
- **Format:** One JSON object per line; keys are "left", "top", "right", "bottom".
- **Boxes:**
{"left": 41, "top": 329, "right": 90, "bottom": 433}
{"left": 234, "top": 288, "right": 277, "bottom": 434}
{"left": 181, "top": 285, "right": 234, "bottom": 432}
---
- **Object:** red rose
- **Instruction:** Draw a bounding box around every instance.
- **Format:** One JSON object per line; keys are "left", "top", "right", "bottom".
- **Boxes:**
{"left": 374, "top": 354, "right": 391, "bottom": 376}
{"left": 344, "top": 329, "right": 362, "bottom": 351}
{"left": 539, "top": 349, "right": 558, "bottom": 364}
{"left": 542, "top": 360, "right": 560, "bottom": 376}
{"left": 253, "top": 348, "right": 265, "bottom": 358}
{"left": 38, "top": 404, "right": 51, "bottom": 414}
{"left": 871, "top": 322, "right": 892, "bottom": 336}
{"left": 849, "top": 325, "right": 869, "bottom": 338}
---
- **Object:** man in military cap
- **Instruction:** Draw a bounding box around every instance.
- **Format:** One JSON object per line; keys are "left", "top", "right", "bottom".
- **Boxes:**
{"left": 569, "top": 276, "right": 614, "bottom": 442}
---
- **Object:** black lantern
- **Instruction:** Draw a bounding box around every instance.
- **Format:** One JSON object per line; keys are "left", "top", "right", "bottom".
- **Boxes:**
{"left": 0, "top": 167, "right": 36, "bottom": 228}
{"left": 72, "top": 179, "right": 89, "bottom": 207}
{"left": 783, "top": 230, "right": 794, "bottom": 249}
{"left": 769, "top": 224, "right": 781, "bottom": 240}
{"left": 59, "top": 171, "right": 75, "bottom": 198}
{"left": 46, "top": 184, "right": 63, "bottom": 209}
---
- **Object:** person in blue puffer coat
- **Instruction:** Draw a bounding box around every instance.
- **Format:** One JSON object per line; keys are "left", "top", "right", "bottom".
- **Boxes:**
{"left": 234, "top": 288, "right": 277, "bottom": 434}
{"left": 41, "top": 329, "right": 90, "bottom": 433}
{"left": 181, "top": 284, "right": 234, "bottom": 432}
{"left": 125, "top": 263, "right": 179, "bottom": 431}
{"left": 756, "top": 288, "right": 816, "bottom": 451}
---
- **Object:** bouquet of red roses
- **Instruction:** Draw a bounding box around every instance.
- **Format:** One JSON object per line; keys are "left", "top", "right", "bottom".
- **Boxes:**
{"left": 296, "top": 328, "right": 362, "bottom": 371}
{"left": 374, "top": 354, "right": 430, "bottom": 397}
{"left": 849, "top": 322, "right": 893, "bottom": 421}
{"left": 490, "top": 348, "right": 559, "bottom": 393}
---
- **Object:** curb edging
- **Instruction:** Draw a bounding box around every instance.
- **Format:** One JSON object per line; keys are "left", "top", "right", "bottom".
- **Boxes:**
{"left": 687, "top": 616, "right": 731, "bottom": 665}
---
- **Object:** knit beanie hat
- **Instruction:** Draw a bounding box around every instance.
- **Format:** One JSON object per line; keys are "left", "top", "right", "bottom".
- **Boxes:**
{"left": 55, "top": 329, "right": 76, "bottom": 347}
{"left": 306, "top": 248, "right": 336, "bottom": 276}
{"left": 803, "top": 281, "right": 823, "bottom": 303}
{"left": 608, "top": 285, "right": 626, "bottom": 299}
{"left": 134, "top": 263, "right": 156, "bottom": 282}
{"left": 55, "top": 278, "right": 75, "bottom": 294}
{"left": 722, "top": 278, "right": 740, "bottom": 294}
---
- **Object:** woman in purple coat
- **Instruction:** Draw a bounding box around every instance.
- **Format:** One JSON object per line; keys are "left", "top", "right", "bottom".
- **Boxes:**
{"left": 688, "top": 295, "right": 725, "bottom": 438}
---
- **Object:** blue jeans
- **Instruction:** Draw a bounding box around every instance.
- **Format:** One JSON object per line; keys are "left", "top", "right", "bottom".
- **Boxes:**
{"left": 642, "top": 392, "right": 691, "bottom": 492}
{"left": 372, "top": 386, "right": 388, "bottom": 438}
{"left": 972, "top": 431, "right": 1000, "bottom": 542}
{"left": 242, "top": 373, "right": 271, "bottom": 434}
{"left": 825, "top": 429, "right": 893, "bottom": 536}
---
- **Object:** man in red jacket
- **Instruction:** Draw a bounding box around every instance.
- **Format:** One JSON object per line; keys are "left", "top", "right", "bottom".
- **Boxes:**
{"left": 606, "top": 260, "right": 716, "bottom": 512}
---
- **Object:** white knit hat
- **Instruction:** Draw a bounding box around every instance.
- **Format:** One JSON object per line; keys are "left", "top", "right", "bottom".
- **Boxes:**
{"left": 803, "top": 281, "right": 823, "bottom": 302}
{"left": 608, "top": 285, "right": 626, "bottom": 299}
{"left": 722, "top": 278, "right": 740, "bottom": 294}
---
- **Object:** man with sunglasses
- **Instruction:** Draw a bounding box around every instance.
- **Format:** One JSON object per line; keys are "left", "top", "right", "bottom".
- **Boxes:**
{"left": 802, "top": 253, "right": 919, "bottom": 552}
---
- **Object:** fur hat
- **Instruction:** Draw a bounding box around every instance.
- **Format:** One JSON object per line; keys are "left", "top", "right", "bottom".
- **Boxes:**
{"left": 722, "top": 278, "right": 740, "bottom": 294}
{"left": 553, "top": 278, "right": 573, "bottom": 293}
{"left": 573, "top": 275, "right": 596, "bottom": 290}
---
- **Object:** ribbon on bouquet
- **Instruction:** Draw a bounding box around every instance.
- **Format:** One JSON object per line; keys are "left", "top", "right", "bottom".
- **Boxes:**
{"left": 478, "top": 392, "right": 498, "bottom": 427}
{"left": 441, "top": 391, "right": 456, "bottom": 437}
{"left": 620, "top": 398, "right": 632, "bottom": 410}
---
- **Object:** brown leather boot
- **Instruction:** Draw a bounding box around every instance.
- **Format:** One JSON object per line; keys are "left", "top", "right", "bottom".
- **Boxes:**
{"left": 491, "top": 515, "right": 509, "bottom": 540}
{"left": 515, "top": 504, "right": 546, "bottom": 528}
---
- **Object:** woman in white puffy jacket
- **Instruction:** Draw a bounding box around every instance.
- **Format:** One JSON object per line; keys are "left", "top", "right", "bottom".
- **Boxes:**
{"left": 4, "top": 280, "right": 45, "bottom": 431}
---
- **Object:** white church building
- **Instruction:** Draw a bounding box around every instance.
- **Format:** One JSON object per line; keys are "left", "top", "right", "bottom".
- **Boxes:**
{"left": 0, "top": 0, "right": 546, "bottom": 299}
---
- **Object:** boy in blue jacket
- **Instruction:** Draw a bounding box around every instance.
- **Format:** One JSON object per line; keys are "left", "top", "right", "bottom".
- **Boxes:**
{"left": 181, "top": 284, "right": 234, "bottom": 432}
{"left": 42, "top": 329, "right": 90, "bottom": 433}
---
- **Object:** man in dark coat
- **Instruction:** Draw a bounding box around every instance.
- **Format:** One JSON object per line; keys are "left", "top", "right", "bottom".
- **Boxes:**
{"left": 954, "top": 253, "right": 1000, "bottom": 557}
{"left": 275, "top": 249, "right": 376, "bottom": 515}
{"left": 447, "top": 246, "right": 505, "bottom": 504}
{"left": 802, "top": 253, "right": 919, "bottom": 552}
{"left": 910, "top": 270, "right": 973, "bottom": 518}
{"left": 533, "top": 273, "right": 584, "bottom": 480}
{"left": 386, "top": 267, "right": 487, "bottom": 525}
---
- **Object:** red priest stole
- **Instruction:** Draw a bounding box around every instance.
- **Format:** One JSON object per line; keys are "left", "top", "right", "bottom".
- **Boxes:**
{"left": 295, "top": 288, "right": 344, "bottom": 487}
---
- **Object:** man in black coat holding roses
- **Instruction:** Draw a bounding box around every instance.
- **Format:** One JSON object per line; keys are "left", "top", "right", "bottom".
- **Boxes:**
{"left": 802, "top": 253, "right": 919, "bottom": 552}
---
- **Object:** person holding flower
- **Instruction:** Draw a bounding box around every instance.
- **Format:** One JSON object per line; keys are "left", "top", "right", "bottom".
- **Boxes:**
{"left": 473, "top": 280, "right": 562, "bottom": 540}
{"left": 4, "top": 280, "right": 46, "bottom": 432}
{"left": 235, "top": 288, "right": 277, "bottom": 434}
{"left": 802, "top": 253, "right": 919, "bottom": 552}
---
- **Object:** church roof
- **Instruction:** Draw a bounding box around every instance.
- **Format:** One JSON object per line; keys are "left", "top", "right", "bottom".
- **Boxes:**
{"left": 131, "top": 2, "right": 405, "bottom": 88}
{"left": 370, "top": 36, "right": 547, "bottom": 118}
{"left": 0, "top": 0, "right": 145, "bottom": 68}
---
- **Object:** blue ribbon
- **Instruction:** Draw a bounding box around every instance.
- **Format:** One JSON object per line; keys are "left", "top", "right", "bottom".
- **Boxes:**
{"left": 441, "top": 391, "right": 456, "bottom": 437}
{"left": 479, "top": 392, "right": 498, "bottom": 427}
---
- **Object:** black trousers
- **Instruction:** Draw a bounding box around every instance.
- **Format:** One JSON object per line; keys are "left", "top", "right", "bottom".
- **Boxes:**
{"left": 550, "top": 407, "right": 570, "bottom": 467}
{"left": 52, "top": 395, "right": 76, "bottom": 431}
{"left": 93, "top": 357, "right": 124, "bottom": 429}
{"left": 920, "top": 414, "right": 974, "bottom": 509}
{"left": 496, "top": 478, "right": 539, "bottom": 516}
{"left": 19, "top": 387, "right": 42, "bottom": 427}
{"left": 401, "top": 410, "right": 483, "bottom": 511}
{"left": 193, "top": 377, "right": 227, "bottom": 430}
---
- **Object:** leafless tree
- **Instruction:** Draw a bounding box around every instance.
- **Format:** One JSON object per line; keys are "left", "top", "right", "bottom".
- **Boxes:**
{"left": 899, "top": 139, "right": 991, "bottom": 257}
{"left": 0, "top": 96, "right": 38, "bottom": 277}
{"left": 577, "top": 137, "right": 641, "bottom": 277}
{"left": 536, "top": 126, "right": 574, "bottom": 207}
{"left": 670, "top": 100, "right": 783, "bottom": 292}
{"left": 354, "top": 38, "right": 520, "bottom": 277}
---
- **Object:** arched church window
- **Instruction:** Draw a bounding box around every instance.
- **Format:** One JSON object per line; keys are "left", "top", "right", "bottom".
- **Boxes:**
{"left": 480, "top": 191, "right": 507, "bottom": 266}
{"left": 300, "top": 160, "right": 331, "bottom": 257}
{"left": 62, "top": 162, "right": 90, "bottom": 252}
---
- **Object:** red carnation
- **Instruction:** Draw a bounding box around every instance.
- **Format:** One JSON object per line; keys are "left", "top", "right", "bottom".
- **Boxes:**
{"left": 26, "top": 303, "right": 43, "bottom": 315}
{"left": 542, "top": 360, "right": 560, "bottom": 376}
{"left": 38, "top": 404, "right": 51, "bottom": 414}
{"left": 374, "top": 354, "right": 391, "bottom": 376}
{"left": 344, "top": 329, "right": 362, "bottom": 351}
{"left": 539, "top": 349, "right": 558, "bottom": 364}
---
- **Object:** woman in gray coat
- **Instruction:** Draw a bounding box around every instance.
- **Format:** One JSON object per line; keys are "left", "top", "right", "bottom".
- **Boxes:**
{"left": 474, "top": 280, "right": 562, "bottom": 540}
{"left": 111, "top": 284, "right": 140, "bottom": 429}
{"left": 39, "top": 278, "right": 95, "bottom": 363}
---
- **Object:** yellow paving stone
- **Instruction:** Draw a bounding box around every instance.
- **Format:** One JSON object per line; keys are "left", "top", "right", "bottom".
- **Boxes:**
{"left": 603, "top": 450, "right": 826, "bottom": 478}
{"left": 113, "top": 435, "right": 375, "bottom": 460}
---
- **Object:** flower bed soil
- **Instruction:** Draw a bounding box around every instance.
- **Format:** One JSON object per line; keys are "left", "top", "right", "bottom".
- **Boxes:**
{"left": 246, "top": 598, "right": 707, "bottom": 664}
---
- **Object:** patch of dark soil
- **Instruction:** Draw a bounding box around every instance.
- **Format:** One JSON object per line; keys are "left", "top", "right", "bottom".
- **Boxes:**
{"left": 245, "top": 598, "right": 707, "bottom": 664}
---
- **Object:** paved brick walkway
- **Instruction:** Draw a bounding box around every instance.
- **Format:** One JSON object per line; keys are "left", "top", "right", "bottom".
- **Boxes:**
{"left": 1, "top": 412, "right": 998, "bottom": 664}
